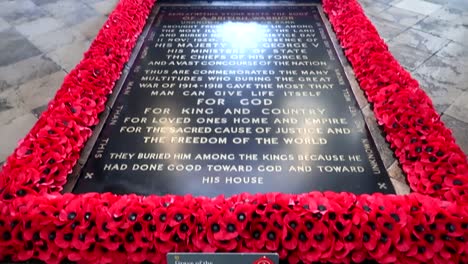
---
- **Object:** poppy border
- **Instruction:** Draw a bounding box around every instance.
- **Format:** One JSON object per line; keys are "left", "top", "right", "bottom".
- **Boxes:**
{"left": 0, "top": 0, "right": 467, "bottom": 263}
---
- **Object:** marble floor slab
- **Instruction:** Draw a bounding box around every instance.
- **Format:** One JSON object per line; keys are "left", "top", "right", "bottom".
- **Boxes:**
{"left": 377, "top": 6, "right": 426, "bottom": 27}
{"left": 367, "top": 14, "right": 409, "bottom": 41}
{"left": 390, "top": 28, "right": 450, "bottom": 54}
{"left": 15, "top": 16, "right": 64, "bottom": 38}
{"left": 0, "top": 29, "right": 41, "bottom": 66}
{"left": 388, "top": 42, "right": 434, "bottom": 71}
{"left": 393, "top": 0, "right": 443, "bottom": 15}
{"left": 411, "top": 71, "right": 465, "bottom": 113}
{"left": 0, "top": 0, "right": 466, "bottom": 196}
{"left": 0, "top": 0, "right": 48, "bottom": 26}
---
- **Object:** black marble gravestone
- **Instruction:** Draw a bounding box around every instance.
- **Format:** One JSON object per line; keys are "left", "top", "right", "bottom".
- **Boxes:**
{"left": 71, "top": 3, "right": 395, "bottom": 196}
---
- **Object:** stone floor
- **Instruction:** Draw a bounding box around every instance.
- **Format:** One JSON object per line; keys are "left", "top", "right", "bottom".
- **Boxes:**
{"left": 0, "top": 0, "right": 467, "bottom": 192}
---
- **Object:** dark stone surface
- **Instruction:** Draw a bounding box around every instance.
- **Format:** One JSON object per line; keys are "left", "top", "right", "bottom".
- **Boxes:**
{"left": 72, "top": 4, "right": 394, "bottom": 197}
{"left": 0, "top": 29, "right": 41, "bottom": 66}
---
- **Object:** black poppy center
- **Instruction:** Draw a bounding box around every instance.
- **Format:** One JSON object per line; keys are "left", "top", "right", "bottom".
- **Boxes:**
{"left": 289, "top": 221, "right": 298, "bottom": 229}
{"left": 253, "top": 230, "right": 261, "bottom": 239}
{"left": 335, "top": 222, "right": 345, "bottom": 231}
{"left": 446, "top": 223, "right": 456, "bottom": 232}
{"left": 128, "top": 213, "right": 137, "bottom": 222}
{"left": 453, "top": 180, "right": 463, "bottom": 186}
{"left": 299, "top": 232, "right": 307, "bottom": 242}
{"left": 267, "top": 231, "right": 276, "bottom": 241}
{"left": 363, "top": 232, "right": 370, "bottom": 242}
{"left": 211, "top": 223, "right": 220, "bottom": 233}
{"left": 144, "top": 213, "right": 153, "bottom": 221}
{"left": 227, "top": 224, "right": 236, "bottom": 233}
{"left": 16, "top": 189, "right": 27, "bottom": 196}
{"left": 175, "top": 213, "right": 183, "bottom": 222}
{"left": 64, "top": 233, "right": 73, "bottom": 241}
{"left": 424, "top": 234, "right": 435, "bottom": 243}
{"left": 126, "top": 233, "right": 135, "bottom": 243}
{"left": 133, "top": 223, "right": 143, "bottom": 232}
{"left": 180, "top": 223, "right": 189, "bottom": 232}
{"left": 48, "top": 231, "right": 56, "bottom": 241}
{"left": 314, "top": 233, "right": 324, "bottom": 242}
{"left": 414, "top": 224, "right": 424, "bottom": 233}
{"left": 345, "top": 233, "right": 355, "bottom": 242}
{"left": 2, "top": 231, "right": 11, "bottom": 241}
{"left": 159, "top": 213, "right": 167, "bottom": 222}
{"left": 237, "top": 213, "right": 246, "bottom": 222}
{"left": 390, "top": 213, "right": 400, "bottom": 222}
{"left": 384, "top": 222, "right": 393, "bottom": 231}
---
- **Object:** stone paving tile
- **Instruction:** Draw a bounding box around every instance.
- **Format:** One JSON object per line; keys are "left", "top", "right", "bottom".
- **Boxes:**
{"left": 42, "top": 0, "right": 90, "bottom": 15}
{"left": 0, "top": 54, "right": 61, "bottom": 88}
{"left": 28, "top": 27, "right": 87, "bottom": 53}
{"left": 0, "top": 88, "right": 33, "bottom": 129}
{"left": 368, "top": 15, "right": 409, "bottom": 41}
{"left": 55, "top": 5, "right": 100, "bottom": 27}
{"left": 388, "top": 42, "right": 434, "bottom": 71}
{"left": 15, "top": 16, "right": 64, "bottom": 38}
{"left": 374, "top": 0, "right": 395, "bottom": 4}
{"left": 390, "top": 28, "right": 450, "bottom": 54}
{"left": 41, "top": 0, "right": 100, "bottom": 27}
{"left": 414, "top": 55, "right": 468, "bottom": 95}
{"left": 0, "top": 113, "right": 37, "bottom": 162}
{"left": 376, "top": 6, "right": 426, "bottom": 27}
{"left": 79, "top": 0, "right": 109, "bottom": 4}
{"left": 441, "top": 114, "right": 468, "bottom": 155}
{"left": 429, "top": 6, "right": 468, "bottom": 23}
{"left": 358, "top": 0, "right": 391, "bottom": 16}
{"left": 437, "top": 42, "right": 468, "bottom": 64}
{"left": 0, "top": 91, "right": 15, "bottom": 112}
{"left": 445, "top": 91, "right": 468, "bottom": 123}
{"left": 445, "top": 0, "right": 468, "bottom": 11}
{"left": 31, "top": 0, "right": 60, "bottom": 5}
{"left": 0, "top": 28, "right": 41, "bottom": 67}
{"left": 414, "top": 16, "right": 468, "bottom": 44}
{"left": 423, "top": 0, "right": 449, "bottom": 4}
{"left": 0, "top": 81, "right": 8, "bottom": 93}
{"left": 16, "top": 70, "right": 66, "bottom": 110}
{"left": 0, "top": 88, "right": 26, "bottom": 123}
{"left": 71, "top": 15, "right": 108, "bottom": 40}
{"left": 92, "top": 0, "right": 120, "bottom": 16}
{"left": 393, "top": 0, "right": 443, "bottom": 15}
{"left": 0, "top": 0, "right": 47, "bottom": 26}
{"left": 46, "top": 39, "right": 92, "bottom": 72}
{"left": 0, "top": 18, "right": 10, "bottom": 32}
{"left": 412, "top": 71, "right": 465, "bottom": 113}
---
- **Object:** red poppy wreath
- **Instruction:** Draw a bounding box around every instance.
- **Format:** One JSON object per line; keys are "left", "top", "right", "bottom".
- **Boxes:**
{"left": 0, "top": 0, "right": 467, "bottom": 263}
